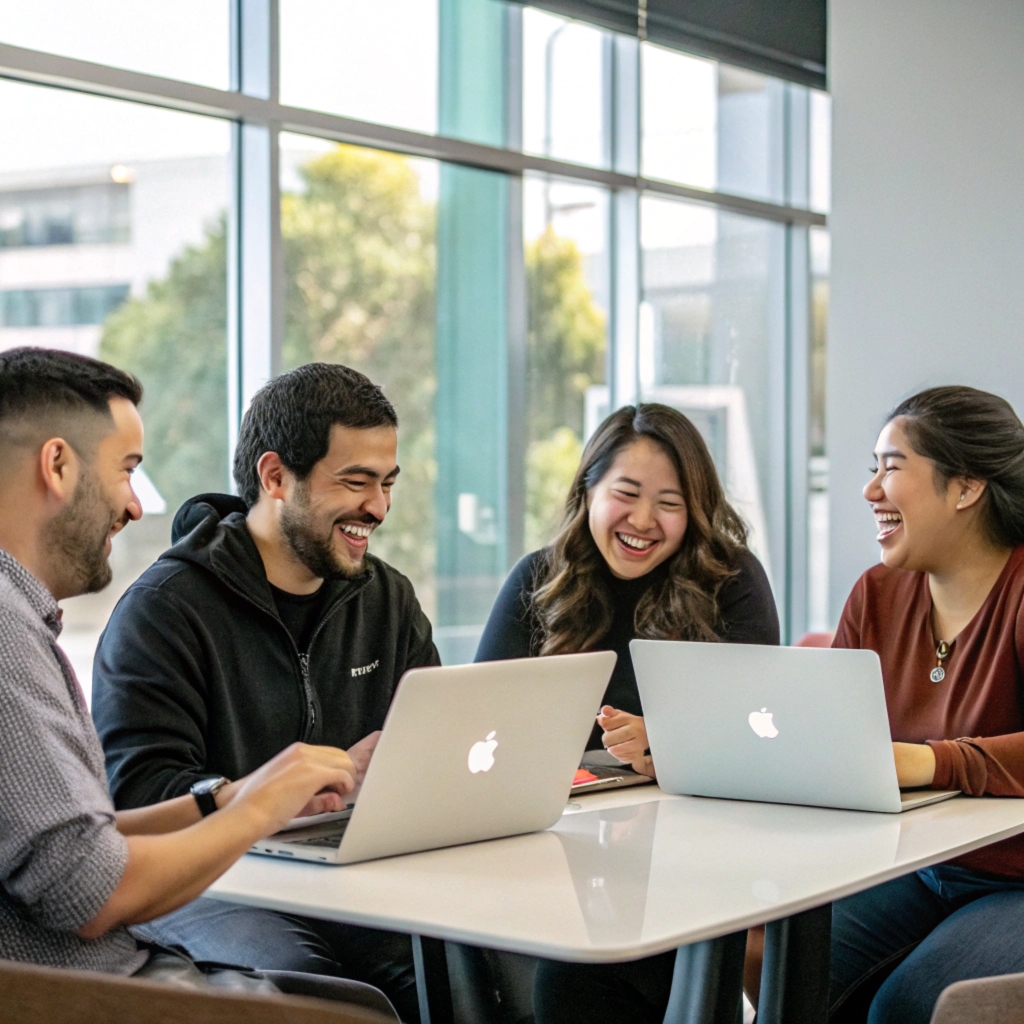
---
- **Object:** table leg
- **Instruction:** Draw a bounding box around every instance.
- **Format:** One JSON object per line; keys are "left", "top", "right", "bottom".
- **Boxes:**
{"left": 663, "top": 930, "right": 747, "bottom": 1024}
{"left": 757, "top": 904, "right": 832, "bottom": 1024}
{"left": 411, "top": 935, "right": 455, "bottom": 1024}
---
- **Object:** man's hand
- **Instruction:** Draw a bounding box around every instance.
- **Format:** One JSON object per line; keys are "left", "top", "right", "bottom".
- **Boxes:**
{"left": 347, "top": 730, "right": 382, "bottom": 784}
{"left": 893, "top": 742, "right": 936, "bottom": 789}
{"left": 289, "top": 730, "right": 382, "bottom": 815}
{"left": 597, "top": 706, "right": 656, "bottom": 779}
{"left": 230, "top": 742, "right": 357, "bottom": 835}
{"left": 80, "top": 742, "right": 357, "bottom": 939}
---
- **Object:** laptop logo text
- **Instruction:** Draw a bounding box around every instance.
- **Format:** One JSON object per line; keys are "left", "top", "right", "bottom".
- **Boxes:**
{"left": 748, "top": 708, "right": 779, "bottom": 739}
{"left": 468, "top": 731, "right": 499, "bottom": 773}
{"left": 351, "top": 660, "right": 379, "bottom": 678}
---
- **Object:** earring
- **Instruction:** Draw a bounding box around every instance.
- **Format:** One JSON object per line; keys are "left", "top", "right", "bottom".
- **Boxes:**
{"left": 958, "top": 491, "right": 966, "bottom": 506}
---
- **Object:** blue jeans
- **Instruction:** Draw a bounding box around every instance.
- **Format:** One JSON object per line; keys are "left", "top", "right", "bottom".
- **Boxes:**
{"left": 830, "top": 865, "right": 1024, "bottom": 1024}
{"left": 135, "top": 897, "right": 422, "bottom": 1023}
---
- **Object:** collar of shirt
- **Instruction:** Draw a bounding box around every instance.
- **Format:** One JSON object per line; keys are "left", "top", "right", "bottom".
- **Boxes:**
{"left": 0, "top": 548, "right": 62, "bottom": 638}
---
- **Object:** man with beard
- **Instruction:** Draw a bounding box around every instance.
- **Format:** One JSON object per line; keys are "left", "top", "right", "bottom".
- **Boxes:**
{"left": 0, "top": 348, "right": 377, "bottom": 1002}
{"left": 92, "top": 362, "right": 440, "bottom": 1022}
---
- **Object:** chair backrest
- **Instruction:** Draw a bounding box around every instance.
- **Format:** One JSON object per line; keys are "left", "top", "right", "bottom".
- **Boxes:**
{"left": 931, "top": 972, "right": 1024, "bottom": 1024}
{"left": 0, "top": 959, "right": 393, "bottom": 1024}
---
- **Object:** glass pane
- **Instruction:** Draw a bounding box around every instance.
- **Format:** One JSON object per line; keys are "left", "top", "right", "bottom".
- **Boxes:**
{"left": 523, "top": 174, "right": 609, "bottom": 549}
{"left": 810, "top": 90, "right": 832, "bottom": 214}
{"left": 0, "top": 1, "right": 230, "bottom": 89}
{"left": 808, "top": 226, "right": 830, "bottom": 631}
{"left": 522, "top": 8, "right": 609, "bottom": 168}
{"left": 280, "top": 132, "right": 437, "bottom": 612}
{"left": 280, "top": 134, "right": 517, "bottom": 665}
{"left": 642, "top": 43, "right": 786, "bottom": 205}
{"left": 280, "top": 0, "right": 439, "bottom": 135}
{"left": 639, "top": 195, "right": 785, "bottom": 582}
{"left": 0, "top": 80, "right": 231, "bottom": 695}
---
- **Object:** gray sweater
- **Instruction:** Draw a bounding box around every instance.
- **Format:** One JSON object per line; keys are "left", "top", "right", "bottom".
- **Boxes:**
{"left": 0, "top": 549, "right": 145, "bottom": 974}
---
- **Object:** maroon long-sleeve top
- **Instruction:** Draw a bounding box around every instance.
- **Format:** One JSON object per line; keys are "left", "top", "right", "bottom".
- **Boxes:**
{"left": 834, "top": 544, "right": 1024, "bottom": 878}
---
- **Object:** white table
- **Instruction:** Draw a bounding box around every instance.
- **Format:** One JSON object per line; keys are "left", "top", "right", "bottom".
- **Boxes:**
{"left": 208, "top": 788, "right": 1024, "bottom": 1022}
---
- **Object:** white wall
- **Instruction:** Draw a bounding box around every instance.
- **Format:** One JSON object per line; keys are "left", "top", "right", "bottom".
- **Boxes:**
{"left": 827, "top": 0, "right": 1024, "bottom": 620}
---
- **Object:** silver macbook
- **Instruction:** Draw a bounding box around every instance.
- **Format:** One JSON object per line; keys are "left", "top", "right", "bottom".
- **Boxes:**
{"left": 631, "top": 640, "right": 959, "bottom": 814}
{"left": 251, "top": 650, "right": 617, "bottom": 864}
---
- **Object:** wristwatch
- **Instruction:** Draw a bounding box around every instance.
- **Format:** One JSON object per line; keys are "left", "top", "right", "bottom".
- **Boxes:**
{"left": 190, "top": 776, "right": 230, "bottom": 817}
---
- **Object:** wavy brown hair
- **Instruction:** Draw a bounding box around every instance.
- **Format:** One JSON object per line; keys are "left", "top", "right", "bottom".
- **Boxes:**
{"left": 532, "top": 404, "right": 749, "bottom": 655}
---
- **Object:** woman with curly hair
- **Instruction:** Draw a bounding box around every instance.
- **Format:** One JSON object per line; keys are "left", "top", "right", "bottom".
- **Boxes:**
{"left": 475, "top": 402, "right": 779, "bottom": 1024}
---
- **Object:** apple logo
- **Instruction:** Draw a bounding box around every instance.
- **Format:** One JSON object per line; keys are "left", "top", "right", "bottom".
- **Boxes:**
{"left": 468, "top": 730, "right": 499, "bottom": 773}
{"left": 748, "top": 708, "right": 779, "bottom": 739}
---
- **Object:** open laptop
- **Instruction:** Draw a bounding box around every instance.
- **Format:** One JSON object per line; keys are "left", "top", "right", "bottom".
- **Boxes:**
{"left": 251, "top": 650, "right": 617, "bottom": 864}
{"left": 631, "top": 640, "right": 959, "bottom": 814}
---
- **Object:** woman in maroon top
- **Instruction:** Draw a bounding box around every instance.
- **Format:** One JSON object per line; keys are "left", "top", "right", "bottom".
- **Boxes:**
{"left": 828, "top": 386, "right": 1024, "bottom": 1024}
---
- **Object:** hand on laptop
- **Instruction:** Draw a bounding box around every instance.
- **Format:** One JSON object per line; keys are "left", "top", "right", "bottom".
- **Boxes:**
{"left": 229, "top": 742, "right": 358, "bottom": 835}
{"left": 893, "top": 742, "right": 937, "bottom": 789}
{"left": 597, "top": 706, "right": 656, "bottom": 779}
{"left": 347, "top": 730, "right": 382, "bottom": 785}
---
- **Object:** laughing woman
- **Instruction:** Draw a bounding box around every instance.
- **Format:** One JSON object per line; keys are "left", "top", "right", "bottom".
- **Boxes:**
{"left": 475, "top": 403, "right": 779, "bottom": 1024}
{"left": 827, "top": 386, "right": 1024, "bottom": 1024}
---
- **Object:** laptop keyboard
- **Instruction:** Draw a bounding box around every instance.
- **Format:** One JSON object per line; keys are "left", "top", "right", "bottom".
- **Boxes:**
{"left": 286, "top": 819, "right": 350, "bottom": 849}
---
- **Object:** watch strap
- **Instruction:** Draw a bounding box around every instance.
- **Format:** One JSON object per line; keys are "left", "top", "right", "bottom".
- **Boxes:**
{"left": 191, "top": 777, "right": 228, "bottom": 817}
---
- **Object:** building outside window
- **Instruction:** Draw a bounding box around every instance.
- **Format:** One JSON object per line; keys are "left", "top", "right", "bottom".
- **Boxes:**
{"left": 0, "top": 0, "right": 830, "bottom": 689}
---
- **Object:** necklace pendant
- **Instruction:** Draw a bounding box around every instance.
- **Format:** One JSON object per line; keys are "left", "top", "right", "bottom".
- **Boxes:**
{"left": 930, "top": 666, "right": 946, "bottom": 683}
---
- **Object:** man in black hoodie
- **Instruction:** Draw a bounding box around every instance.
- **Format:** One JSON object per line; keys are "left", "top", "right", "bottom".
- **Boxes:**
{"left": 92, "top": 363, "right": 440, "bottom": 1022}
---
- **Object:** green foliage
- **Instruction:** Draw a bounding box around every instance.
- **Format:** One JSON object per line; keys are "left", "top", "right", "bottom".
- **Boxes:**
{"left": 525, "top": 226, "right": 605, "bottom": 445}
{"left": 282, "top": 146, "right": 437, "bottom": 596}
{"left": 525, "top": 426, "right": 583, "bottom": 552}
{"left": 100, "top": 220, "right": 229, "bottom": 513}
{"left": 523, "top": 226, "right": 606, "bottom": 548}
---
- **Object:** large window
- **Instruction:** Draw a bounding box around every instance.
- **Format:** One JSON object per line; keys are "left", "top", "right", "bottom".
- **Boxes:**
{"left": 0, "top": 2, "right": 829, "bottom": 685}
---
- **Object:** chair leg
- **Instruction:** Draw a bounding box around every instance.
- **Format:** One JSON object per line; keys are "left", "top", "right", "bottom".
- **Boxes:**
{"left": 757, "top": 904, "right": 831, "bottom": 1024}
{"left": 664, "top": 930, "right": 747, "bottom": 1024}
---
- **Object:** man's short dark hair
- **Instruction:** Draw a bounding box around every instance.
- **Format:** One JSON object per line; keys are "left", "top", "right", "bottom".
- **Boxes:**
{"left": 0, "top": 348, "right": 143, "bottom": 463}
{"left": 233, "top": 363, "right": 398, "bottom": 508}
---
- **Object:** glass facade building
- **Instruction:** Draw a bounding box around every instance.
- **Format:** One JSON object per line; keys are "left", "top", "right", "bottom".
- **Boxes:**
{"left": 0, "top": 0, "right": 829, "bottom": 688}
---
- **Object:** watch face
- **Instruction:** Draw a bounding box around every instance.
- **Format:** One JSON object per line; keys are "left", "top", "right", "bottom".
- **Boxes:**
{"left": 194, "top": 777, "right": 226, "bottom": 795}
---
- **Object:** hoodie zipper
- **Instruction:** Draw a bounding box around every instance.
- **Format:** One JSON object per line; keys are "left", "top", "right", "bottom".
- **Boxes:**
{"left": 297, "top": 607, "right": 349, "bottom": 738}
{"left": 216, "top": 574, "right": 365, "bottom": 743}
{"left": 298, "top": 651, "right": 316, "bottom": 734}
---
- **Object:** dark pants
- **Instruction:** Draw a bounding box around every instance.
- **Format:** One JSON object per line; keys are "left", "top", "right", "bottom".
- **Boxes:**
{"left": 533, "top": 950, "right": 676, "bottom": 1024}
{"left": 830, "top": 865, "right": 1024, "bottom": 1024}
{"left": 137, "top": 897, "right": 422, "bottom": 1023}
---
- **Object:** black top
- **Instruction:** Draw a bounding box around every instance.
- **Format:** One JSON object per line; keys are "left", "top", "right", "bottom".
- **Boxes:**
{"left": 270, "top": 582, "right": 327, "bottom": 654}
{"left": 92, "top": 492, "right": 440, "bottom": 809}
{"left": 475, "top": 547, "right": 780, "bottom": 749}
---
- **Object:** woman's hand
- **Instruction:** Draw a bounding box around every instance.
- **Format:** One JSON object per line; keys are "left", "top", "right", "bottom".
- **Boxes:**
{"left": 597, "top": 706, "right": 656, "bottom": 779}
{"left": 893, "top": 742, "right": 936, "bottom": 788}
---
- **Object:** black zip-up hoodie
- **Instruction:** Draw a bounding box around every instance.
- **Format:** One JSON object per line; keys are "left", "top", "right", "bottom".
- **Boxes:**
{"left": 92, "top": 493, "right": 440, "bottom": 809}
